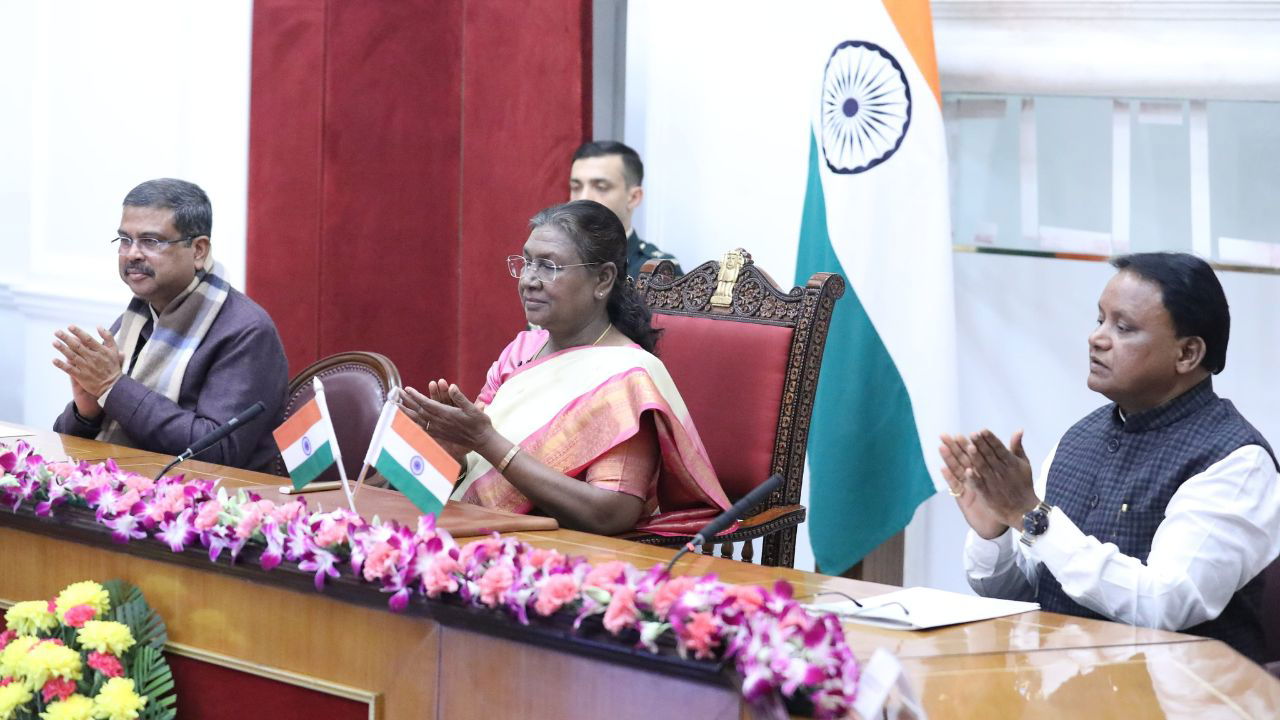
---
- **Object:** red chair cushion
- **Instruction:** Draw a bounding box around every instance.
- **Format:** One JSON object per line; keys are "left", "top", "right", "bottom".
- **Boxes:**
{"left": 651, "top": 314, "right": 793, "bottom": 501}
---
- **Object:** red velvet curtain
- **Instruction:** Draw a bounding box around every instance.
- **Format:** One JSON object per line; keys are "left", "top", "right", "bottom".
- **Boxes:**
{"left": 248, "top": 0, "right": 592, "bottom": 394}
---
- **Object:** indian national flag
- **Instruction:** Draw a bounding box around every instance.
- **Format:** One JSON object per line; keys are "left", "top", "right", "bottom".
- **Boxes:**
{"left": 273, "top": 397, "right": 337, "bottom": 490}
{"left": 365, "top": 405, "right": 460, "bottom": 516}
{"left": 794, "top": 0, "right": 956, "bottom": 573}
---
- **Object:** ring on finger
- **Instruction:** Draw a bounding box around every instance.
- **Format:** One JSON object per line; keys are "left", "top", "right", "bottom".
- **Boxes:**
{"left": 949, "top": 486, "right": 964, "bottom": 497}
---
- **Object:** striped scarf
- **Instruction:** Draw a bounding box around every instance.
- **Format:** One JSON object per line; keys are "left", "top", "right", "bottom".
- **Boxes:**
{"left": 96, "top": 261, "right": 231, "bottom": 445}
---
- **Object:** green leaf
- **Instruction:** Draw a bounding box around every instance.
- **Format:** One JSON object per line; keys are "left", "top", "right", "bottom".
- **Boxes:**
{"left": 131, "top": 645, "right": 178, "bottom": 720}
{"left": 104, "top": 581, "right": 168, "bottom": 650}
{"left": 94, "top": 580, "right": 178, "bottom": 720}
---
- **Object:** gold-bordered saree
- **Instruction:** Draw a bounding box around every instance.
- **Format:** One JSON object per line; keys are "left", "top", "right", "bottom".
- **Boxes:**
{"left": 454, "top": 330, "right": 731, "bottom": 532}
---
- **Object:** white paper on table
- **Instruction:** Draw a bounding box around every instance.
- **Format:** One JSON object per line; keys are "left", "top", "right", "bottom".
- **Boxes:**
{"left": 806, "top": 586, "right": 1039, "bottom": 630}
{"left": 0, "top": 422, "right": 35, "bottom": 439}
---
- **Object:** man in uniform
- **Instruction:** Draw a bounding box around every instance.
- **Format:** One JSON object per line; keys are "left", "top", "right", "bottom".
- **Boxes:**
{"left": 569, "top": 141, "right": 681, "bottom": 279}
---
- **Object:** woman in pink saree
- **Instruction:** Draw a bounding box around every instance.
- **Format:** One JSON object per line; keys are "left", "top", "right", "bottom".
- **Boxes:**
{"left": 399, "top": 200, "right": 730, "bottom": 535}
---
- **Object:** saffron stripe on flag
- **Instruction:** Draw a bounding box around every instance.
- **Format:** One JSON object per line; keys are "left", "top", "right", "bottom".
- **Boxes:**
{"left": 273, "top": 399, "right": 323, "bottom": 449}
{"left": 288, "top": 440, "right": 334, "bottom": 490}
{"left": 376, "top": 448, "right": 446, "bottom": 516}
{"left": 390, "top": 409, "right": 461, "bottom": 479}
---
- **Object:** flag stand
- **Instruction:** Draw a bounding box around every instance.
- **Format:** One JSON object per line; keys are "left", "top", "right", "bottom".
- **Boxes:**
{"left": 313, "top": 377, "right": 359, "bottom": 515}
{"left": 353, "top": 387, "right": 400, "bottom": 504}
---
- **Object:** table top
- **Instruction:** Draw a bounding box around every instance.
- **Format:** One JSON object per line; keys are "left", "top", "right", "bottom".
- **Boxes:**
{"left": 4, "top": 424, "right": 1278, "bottom": 718}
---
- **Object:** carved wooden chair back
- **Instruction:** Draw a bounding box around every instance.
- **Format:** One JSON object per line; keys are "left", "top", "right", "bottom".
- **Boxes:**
{"left": 628, "top": 249, "right": 845, "bottom": 566}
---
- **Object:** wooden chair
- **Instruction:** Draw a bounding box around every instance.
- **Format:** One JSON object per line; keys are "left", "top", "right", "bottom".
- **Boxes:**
{"left": 272, "top": 352, "right": 402, "bottom": 483}
{"left": 625, "top": 249, "right": 845, "bottom": 567}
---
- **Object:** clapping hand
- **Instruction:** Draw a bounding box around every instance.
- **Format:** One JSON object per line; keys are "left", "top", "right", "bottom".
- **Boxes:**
{"left": 939, "top": 434, "right": 1007, "bottom": 539}
{"left": 400, "top": 380, "right": 495, "bottom": 464}
{"left": 52, "top": 325, "right": 124, "bottom": 420}
{"left": 962, "top": 429, "right": 1040, "bottom": 529}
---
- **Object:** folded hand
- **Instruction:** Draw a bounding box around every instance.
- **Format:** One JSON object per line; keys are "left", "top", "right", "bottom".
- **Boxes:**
{"left": 52, "top": 326, "right": 123, "bottom": 416}
{"left": 939, "top": 433, "right": 1007, "bottom": 539}
{"left": 963, "top": 429, "right": 1039, "bottom": 529}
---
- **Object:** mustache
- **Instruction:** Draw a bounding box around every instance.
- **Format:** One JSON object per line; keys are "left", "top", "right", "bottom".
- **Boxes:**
{"left": 123, "top": 262, "right": 155, "bottom": 277}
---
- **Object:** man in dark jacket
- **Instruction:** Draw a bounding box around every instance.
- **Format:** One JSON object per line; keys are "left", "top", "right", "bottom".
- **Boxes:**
{"left": 53, "top": 178, "right": 288, "bottom": 472}
{"left": 940, "top": 252, "right": 1279, "bottom": 663}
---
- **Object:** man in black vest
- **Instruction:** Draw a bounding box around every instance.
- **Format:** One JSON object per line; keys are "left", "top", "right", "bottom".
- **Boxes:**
{"left": 568, "top": 141, "right": 681, "bottom": 280}
{"left": 939, "top": 252, "right": 1279, "bottom": 663}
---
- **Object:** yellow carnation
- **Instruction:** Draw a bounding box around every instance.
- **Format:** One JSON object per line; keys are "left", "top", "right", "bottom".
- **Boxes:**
{"left": 5, "top": 601, "right": 58, "bottom": 636}
{"left": 75, "top": 622, "right": 135, "bottom": 657}
{"left": 39, "top": 694, "right": 94, "bottom": 720}
{"left": 92, "top": 677, "right": 147, "bottom": 720}
{"left": 54, "top": 582, "right": 110, "bottom": 624}
{"left": 16, "top": 642, "right": 82, "bottom": 691}
{"left": 0, "top": 635, "right": 39, "bottom": 677}
{"left": 0, "top": 682, "right": 35, "bottom": 719}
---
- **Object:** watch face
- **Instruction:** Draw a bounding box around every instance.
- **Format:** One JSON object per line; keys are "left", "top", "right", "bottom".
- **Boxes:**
{"left": 1023, "top": 508, "right": 1048, "bottom": 536}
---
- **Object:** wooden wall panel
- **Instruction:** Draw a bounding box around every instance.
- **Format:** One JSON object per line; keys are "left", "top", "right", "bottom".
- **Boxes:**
{"left": 0, "top": 526, "right": 437, "bottom": 718}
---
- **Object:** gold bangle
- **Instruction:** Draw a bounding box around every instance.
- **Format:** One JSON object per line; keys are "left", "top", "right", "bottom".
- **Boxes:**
{"left": 496, "top": 445, "right": 521, "bottom": 473}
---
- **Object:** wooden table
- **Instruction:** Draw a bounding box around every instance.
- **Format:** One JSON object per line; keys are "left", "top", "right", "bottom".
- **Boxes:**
{"left": 3, "top": 427, "right": 1277, "bottom": 718}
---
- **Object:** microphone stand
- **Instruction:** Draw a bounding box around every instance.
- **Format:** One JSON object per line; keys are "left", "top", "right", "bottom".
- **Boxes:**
{"left": 664, "top": 473, "right": 784, "bottom": 574}
{"left": 150, "top": 402, "right": 266, "bottom": 482}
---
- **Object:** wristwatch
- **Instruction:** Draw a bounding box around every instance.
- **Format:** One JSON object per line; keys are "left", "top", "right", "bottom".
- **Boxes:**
{"left": 1019, "top": 501, "right": 1052, "bottom": 546}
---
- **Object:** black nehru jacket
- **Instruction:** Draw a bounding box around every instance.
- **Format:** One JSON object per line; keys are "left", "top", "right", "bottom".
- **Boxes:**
{"left": 1038, "top": 379, "right": 1277, "bottom": 663}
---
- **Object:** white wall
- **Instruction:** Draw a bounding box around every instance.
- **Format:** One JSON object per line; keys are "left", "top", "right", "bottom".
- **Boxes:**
{"left": 0, "top": 1, "right": 252, "bottom": 428}
{"left": 626, "top": 2, "right": 1280, "bottom": 590}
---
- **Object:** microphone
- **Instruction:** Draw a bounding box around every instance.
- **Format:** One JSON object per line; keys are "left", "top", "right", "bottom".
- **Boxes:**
{"left": 153, "top": 401, "right": 266, "bottom": 481}
{"left": 665, "top": 473, "right": 784, "bottom": 572}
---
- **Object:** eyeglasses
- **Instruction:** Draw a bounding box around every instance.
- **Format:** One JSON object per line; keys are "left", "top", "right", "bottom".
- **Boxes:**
{"left": 111, "top": 235, "right": 194, "bottom": 255}
{"left": 506, "top": 255, "right": 598, "bottom": 283}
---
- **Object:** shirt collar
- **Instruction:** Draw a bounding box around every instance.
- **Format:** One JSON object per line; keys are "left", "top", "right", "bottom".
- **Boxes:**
{"left": 1113, "top": 377, "right": 1216, "bottom": 433}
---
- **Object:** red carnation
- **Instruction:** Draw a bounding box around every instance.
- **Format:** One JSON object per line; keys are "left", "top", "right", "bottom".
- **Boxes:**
{"left": 88, "top": 651, "right": 125, "bottom": 678}
{"left": 63, "top": 604, "right": 97, "bottom": 628}
{"left": 42, "top": 676, "right": 77, "bottom": 703}
{"left": 0, "top": 630, "right": 15, "bottom": 650}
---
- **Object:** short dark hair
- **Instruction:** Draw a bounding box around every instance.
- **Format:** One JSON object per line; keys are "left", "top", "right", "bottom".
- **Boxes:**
{"left": 123, "top": 178, "right": 212, "bottom": 240}
{"left": 529, "top": 200, "right": 661, "bottom": 353}
{"left": 572, "top": 141, "right": 644, "bottom": 188}
{"left": 1111, "top": 252, "right": 1230, "bottom": 374}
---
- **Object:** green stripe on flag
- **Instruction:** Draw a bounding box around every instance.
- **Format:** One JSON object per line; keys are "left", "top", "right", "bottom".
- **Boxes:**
{"left": 795, "top": 129, "right": 936, "bottom": 575}
{"left": 290, "top": 441, "right": 334, "bottom": 491}
{"left": 376, "top": 448, "right": 445, "bottom": 516}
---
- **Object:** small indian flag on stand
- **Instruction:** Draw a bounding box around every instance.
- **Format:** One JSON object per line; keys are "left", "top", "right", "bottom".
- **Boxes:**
{"left": 273, "top": 397, "right": 337, "bottom": 490}
{"left": 365, "top": 406, "right": 460, "bottom": 516}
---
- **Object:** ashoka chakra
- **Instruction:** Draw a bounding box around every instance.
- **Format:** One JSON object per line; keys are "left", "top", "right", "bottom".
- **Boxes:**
{"left": 820, "top": 40, "right": 912, "bottom": 174}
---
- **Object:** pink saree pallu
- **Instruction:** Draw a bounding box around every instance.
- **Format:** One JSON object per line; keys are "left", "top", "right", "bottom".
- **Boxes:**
{"left": 455, "top": 331, "right": 731, "bottom": 531}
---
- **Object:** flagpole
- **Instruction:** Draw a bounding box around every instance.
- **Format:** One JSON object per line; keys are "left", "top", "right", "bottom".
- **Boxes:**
{"left": 351, "top": 462, "right": 372, "bottom": 502}
{"left": 312, "top": 376, "right": 358, "bottom": 514}
{"left": 354, "top": 388, "right": 400, "bottom": 504}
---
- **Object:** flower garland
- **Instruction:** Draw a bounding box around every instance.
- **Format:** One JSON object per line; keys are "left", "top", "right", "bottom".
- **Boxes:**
{"left": 0, "top": 441, "right": 860, "bottom": 718}
{"left": 0, "top": 579, "right": 175, "bottom": 720}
